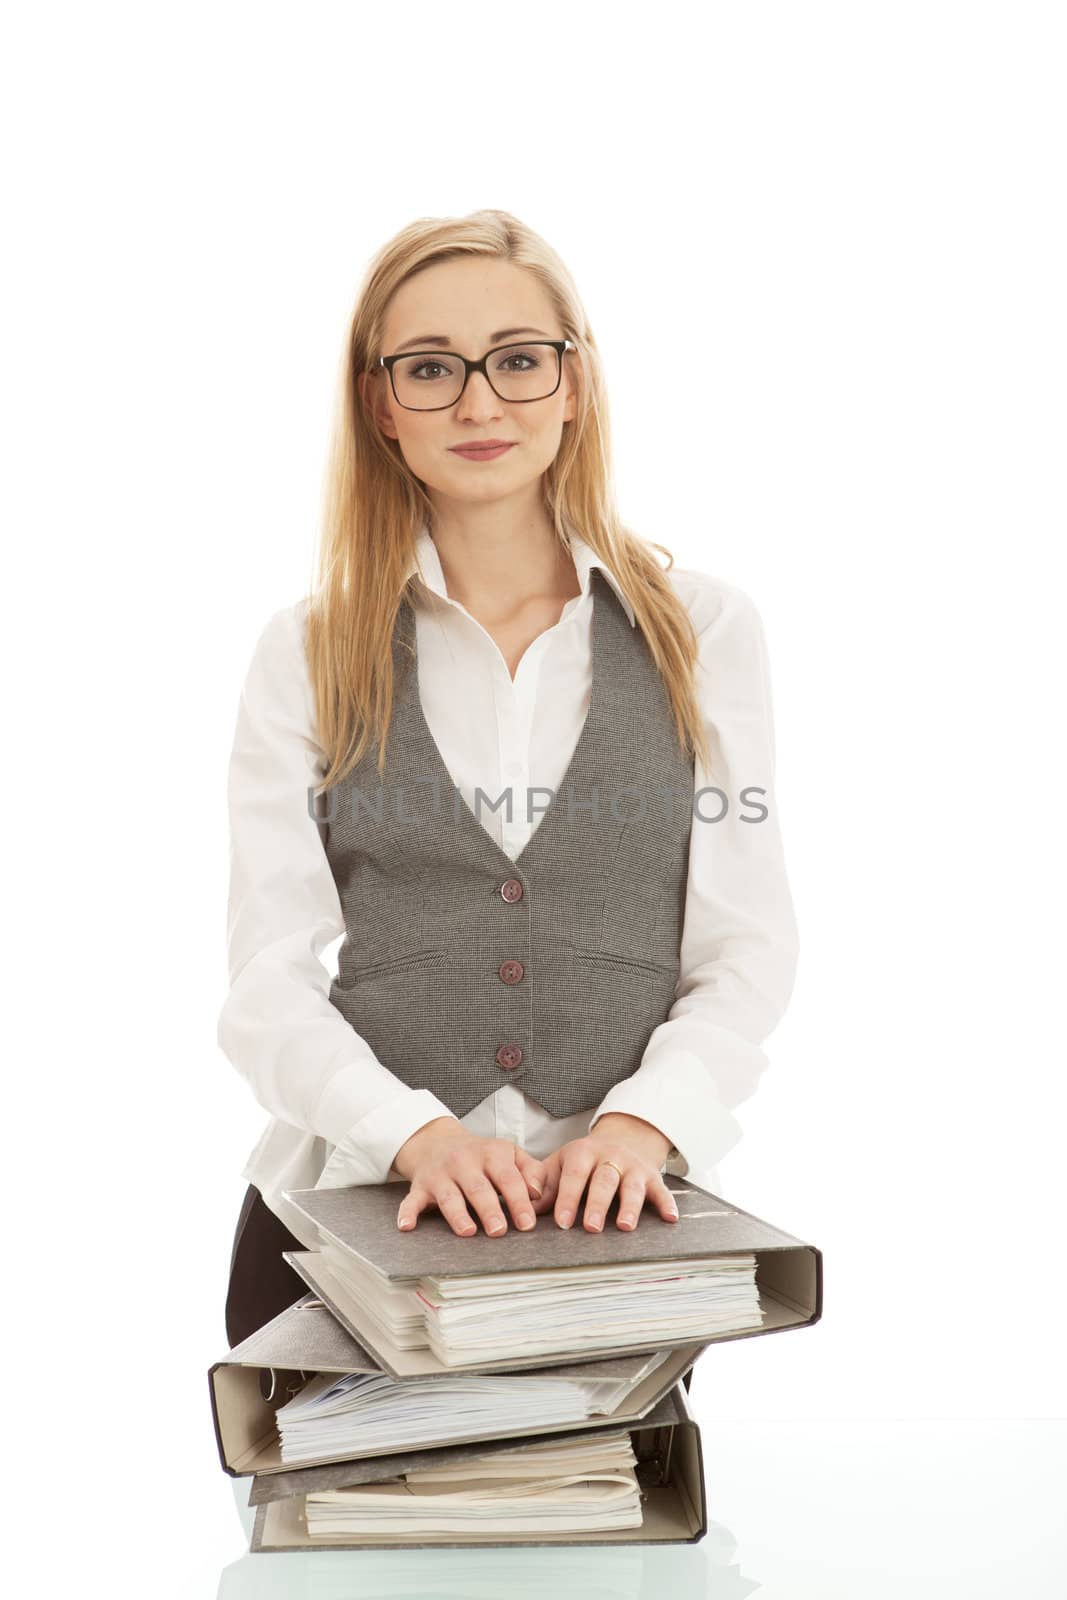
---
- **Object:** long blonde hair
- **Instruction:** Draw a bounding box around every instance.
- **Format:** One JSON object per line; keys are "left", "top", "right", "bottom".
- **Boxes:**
{"left": 305, "top": 208, "right": 711, "bottom": 793}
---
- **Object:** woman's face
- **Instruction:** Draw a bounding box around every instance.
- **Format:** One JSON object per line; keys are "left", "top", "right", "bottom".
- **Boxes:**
{"left": 364, "top": 257, "right": 579, "bottom": 513}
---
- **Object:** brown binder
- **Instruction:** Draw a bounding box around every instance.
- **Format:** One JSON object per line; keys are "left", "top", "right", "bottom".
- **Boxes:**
{"left": 210, "top": 1293, "right": 706, "bottom": 1477}
{"left": 248, "top": 1381, "right": 708, "bottom": 1551}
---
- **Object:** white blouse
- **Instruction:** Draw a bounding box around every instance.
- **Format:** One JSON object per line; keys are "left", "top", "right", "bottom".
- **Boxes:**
{"left": 217, "top": 524, "right": 799, "bottom": 1250}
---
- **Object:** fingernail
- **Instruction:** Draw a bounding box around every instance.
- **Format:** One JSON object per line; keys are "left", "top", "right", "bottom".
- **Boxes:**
{"left": 528, "top": 1179, "right": 543, "bottom": 1195}
{"left": 488, "top": 1221, "right": 506, "bottom": 1235}
{"left": 397, "top": 1217, "right": 413, "bottom": 1230}
{"left": 557, "top": 1209, "right": 573, "bottom": 1228}
{"left": 619, "top": 1213, "right": 635, "bottom": 1227}
{"left": 517, "top": 1214, "right": 535, "bottom": 1229}
{"left": 586, "top": 1211, "right": 602, "bottom": 1229}
{"left": 667, "top": 1206, "right": 679, "bottom": 1220}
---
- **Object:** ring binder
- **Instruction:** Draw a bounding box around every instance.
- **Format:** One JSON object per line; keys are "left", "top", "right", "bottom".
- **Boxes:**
{"left": 246, "top": 1385, "right": 709, "bottom": 1550}
{"left": 209, "top": 1177, "right": 823, "bottom": 1551}
{"left": 209, "top": 1295, "right": 704, "bottom": 1479}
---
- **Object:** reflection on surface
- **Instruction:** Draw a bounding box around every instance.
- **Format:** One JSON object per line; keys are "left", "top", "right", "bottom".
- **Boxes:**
{"left": 216, "top": 1421, "right": 1067, "bottom": 1600}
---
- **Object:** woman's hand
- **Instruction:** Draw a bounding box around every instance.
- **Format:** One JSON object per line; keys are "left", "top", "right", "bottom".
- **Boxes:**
{"left": 530, "top": 1112, "right": 679, "bottom": 1232}
{"left": 392, "top": 1117, "right": 550, "bottom": 1236}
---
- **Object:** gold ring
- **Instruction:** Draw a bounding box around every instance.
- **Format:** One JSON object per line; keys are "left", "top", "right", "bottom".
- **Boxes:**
{"left": 600, "top": 1159, "right": 625, "bottom": 1180}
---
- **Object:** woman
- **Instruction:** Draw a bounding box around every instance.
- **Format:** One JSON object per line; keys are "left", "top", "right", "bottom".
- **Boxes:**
{"left": 219, "top": 209, "right": 799, "bottom": 1349}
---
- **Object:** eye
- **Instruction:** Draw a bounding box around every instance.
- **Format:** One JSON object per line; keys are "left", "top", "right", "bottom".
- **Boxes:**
{"left": 495, "top": 349, "right": 540, "bottom": 373}
{"left": 408, "top": 359, "right": 453, "bottom": 381}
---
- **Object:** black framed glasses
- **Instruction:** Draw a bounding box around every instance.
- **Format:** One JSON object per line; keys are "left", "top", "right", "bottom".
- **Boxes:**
{"left": 376, "top": 339, "right": 575, "bottom": 411}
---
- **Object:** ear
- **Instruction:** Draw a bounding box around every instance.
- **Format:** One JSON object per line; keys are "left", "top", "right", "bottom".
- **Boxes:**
{"left": 561, "top": 347, "right": 581, "bottom": 424}
{"left": 357, "top": 368, "right": 399, "bottom": 440}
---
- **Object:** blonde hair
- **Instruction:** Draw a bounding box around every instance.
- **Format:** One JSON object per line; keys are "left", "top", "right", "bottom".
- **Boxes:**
{"left": 305, "top": 207, "right": 711, "bottom": 792}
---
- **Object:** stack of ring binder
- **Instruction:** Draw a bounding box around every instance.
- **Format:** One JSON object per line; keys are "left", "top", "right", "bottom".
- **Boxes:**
{"left": 207, "top": 1175, "right": 823, "bottom": 1551}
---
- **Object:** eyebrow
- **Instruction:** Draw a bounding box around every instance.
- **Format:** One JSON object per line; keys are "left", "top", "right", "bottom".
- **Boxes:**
{"left": 392, "top": 326, "right": 553, "bottom": 354}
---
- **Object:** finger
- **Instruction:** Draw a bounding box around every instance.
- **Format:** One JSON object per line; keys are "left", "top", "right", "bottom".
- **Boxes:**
{"left": 646, "top": 1172, "right": 681, "bottom": 1222}
{"left": 582, "top": 1159, "right": 625, "bottom": 1231}
{"left": 429, "top": 1176, "right": 479, "bottom": 1237}
{"left": 614, "top": 1173, "right": 649, "bottom": 1230}
{"left": 484, "top": 1152, "right": 538, "bottom": 1230}
{"left": 514, "top": 1151, "right": 549, "bottom": 1201}
{"left": 554, "top": 1149, "right": 597, "bottom": 1229}
{"left": 529, "top": 1154, "right": 562, "bottom": 1215}
{"left": 451, "top": 1165, "right": 509, "bottom": 1236}
{"left": 396, "top": 1182, "right": 434, "bottom": 1231}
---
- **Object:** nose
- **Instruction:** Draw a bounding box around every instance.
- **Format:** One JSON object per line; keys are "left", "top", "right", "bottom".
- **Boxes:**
{"left": 454, "top": 368, "right": 503, "bottom": 422}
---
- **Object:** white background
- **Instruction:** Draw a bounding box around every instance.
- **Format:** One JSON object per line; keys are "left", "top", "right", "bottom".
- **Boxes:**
{"left": 4, "top": 1, "right": 1064, "bottom": 1591}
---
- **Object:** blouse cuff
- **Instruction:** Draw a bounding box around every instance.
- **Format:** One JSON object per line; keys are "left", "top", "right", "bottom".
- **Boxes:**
{"left": 313, "top": 1087, "right": 457, "bottom": 1188}
{"left": 590, "top": 1048, "right": 747, "bottom": 1178}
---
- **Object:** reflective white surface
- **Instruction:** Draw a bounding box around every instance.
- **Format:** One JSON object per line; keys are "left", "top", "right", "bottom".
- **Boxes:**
{"left": 217, "top": 1419, "right": 1066, "bottom": 1597}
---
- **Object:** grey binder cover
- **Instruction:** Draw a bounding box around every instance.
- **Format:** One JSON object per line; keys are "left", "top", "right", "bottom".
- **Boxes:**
{"left": 248, "top": 1381, "right": 707, "bottom": 1551}
{"left": 210, "top": 1293, "right": 705, "bottom": 1477}
{"left": 279, "top": 1175, "right": 822, "bottom": 1379}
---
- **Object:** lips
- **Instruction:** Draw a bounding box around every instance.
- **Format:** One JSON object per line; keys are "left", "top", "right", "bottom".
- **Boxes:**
{"left": 449, "top": 441, "right": 516, "bottom": 461}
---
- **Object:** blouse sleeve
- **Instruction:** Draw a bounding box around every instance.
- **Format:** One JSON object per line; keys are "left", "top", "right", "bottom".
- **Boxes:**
{"left": 590, "top": 577, "right": 800, "bottom": 1176}
{"left": 216, "top": 601, "right": 456, "bottom": 1184}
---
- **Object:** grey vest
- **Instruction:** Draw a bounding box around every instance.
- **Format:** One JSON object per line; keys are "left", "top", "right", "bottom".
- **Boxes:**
{"left": 321, "top": 570, "right": 696, "bottom": 1119}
